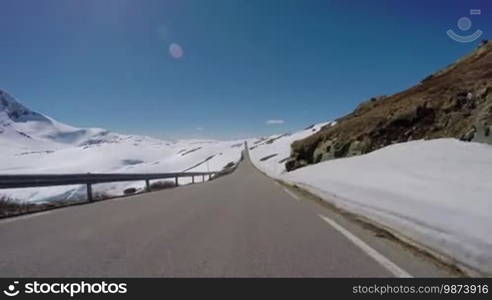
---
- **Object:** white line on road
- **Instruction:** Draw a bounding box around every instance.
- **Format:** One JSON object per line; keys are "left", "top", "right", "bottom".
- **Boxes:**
{"left": 318, "top": 214, "right": 413, "bottom": 278}
{"left": 283, "top": 188, "right": 300, "bottom": 202}
{"left": 0, "top": 210, "right": 54, "bottom": 225}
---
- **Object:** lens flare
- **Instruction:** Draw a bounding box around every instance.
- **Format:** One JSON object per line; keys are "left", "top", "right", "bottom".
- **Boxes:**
{"left": 169, "top": 43, "right": 184, "bottom": 59}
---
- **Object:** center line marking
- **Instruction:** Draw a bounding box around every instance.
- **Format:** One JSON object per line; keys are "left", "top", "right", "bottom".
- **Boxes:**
{"left": 283, "top": 188, "right": 300, "bottom": 202}
{"left": 318, "top": 214, "right": 412, "bottom": 278}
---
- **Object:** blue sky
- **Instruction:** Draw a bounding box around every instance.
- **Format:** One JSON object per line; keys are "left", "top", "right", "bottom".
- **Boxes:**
{"left": 1, "top": 0, "right": 491, "bottom": 139}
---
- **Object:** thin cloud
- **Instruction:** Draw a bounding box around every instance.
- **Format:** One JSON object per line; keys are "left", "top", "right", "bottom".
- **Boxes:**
{"left": 266, "top": 120, "right": 285, "bottom": 125}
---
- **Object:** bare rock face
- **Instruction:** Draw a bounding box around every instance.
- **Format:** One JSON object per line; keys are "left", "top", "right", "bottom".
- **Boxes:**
{"left": 287, "top": 41, "right": 492, "bottom": 171}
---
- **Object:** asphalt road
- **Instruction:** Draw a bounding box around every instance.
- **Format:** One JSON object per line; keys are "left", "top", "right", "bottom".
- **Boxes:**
{"left": 0, "top": 150, "right": 452, "bottom": 277}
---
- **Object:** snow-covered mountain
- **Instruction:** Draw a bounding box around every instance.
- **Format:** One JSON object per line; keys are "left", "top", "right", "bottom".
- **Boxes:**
{"left": 0, "top": 89, "right": 122, "bottom": 150}
{"left": 0, "top": 90, "right": 245, "bottom": 202}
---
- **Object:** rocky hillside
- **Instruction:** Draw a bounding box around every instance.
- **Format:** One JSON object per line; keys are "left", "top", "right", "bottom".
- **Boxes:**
{"left": 286, "top": 40, "right": 492, "bottom": 171}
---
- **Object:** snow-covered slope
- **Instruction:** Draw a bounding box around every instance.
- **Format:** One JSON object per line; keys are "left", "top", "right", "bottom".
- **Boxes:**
{"left": 0, "top": 90, "right": 244, "bottom": 202}
{"left": 251, "top": 125, "right": 492, "bottom": 276}
{"left": 247, "top": 122, "right": 334, "bottom": 176}
{"left": 0, "top": 89, "right": 120, "bottom": 151}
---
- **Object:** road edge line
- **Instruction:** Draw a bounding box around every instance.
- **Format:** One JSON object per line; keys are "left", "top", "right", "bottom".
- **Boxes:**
{"left": 318, "top": 214, "right": 412, "bottom": 278}
{"left": 0, "top": 210, "right": 54, "bottom": 224}
{"left": 283, "top": 188, "right": 300, "bottom": 202}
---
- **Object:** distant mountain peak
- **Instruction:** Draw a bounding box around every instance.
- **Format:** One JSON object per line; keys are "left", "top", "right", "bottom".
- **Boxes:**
{"left": 0, "top": 89, "right": 50, "bottom": 124}
{"left": 0, "top": 89, "right": 109, "bottom": 147}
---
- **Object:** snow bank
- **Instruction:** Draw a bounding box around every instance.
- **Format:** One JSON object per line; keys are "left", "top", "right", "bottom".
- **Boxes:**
{"left": 251, "top": 132, "right": 492, "bottom": 276}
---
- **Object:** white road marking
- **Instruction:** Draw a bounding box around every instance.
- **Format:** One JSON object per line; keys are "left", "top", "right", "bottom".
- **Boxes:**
{"left": 318, "top": 214, "right": 413, "bottom": 278}
{"left": 0, "top": 210, "right": 54, "bottom": 225}
{"left": 283, "top": 188, "right": 300, "bottom": 202}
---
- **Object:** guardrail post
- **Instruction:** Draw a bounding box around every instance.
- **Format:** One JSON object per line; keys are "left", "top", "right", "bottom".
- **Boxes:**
{"left": 87, "top": 184, "right": 93, "bottom": 202}
{"left": 145, "top": 179, "right": 150, "bottom": 192}
{"left": 175, "top": 176, "right": 178, "bottom": 187}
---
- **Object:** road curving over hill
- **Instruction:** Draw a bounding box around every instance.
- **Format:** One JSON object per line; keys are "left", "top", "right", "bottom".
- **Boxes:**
{"left": 0, "top": 149, "right": 454, "bottom": 277}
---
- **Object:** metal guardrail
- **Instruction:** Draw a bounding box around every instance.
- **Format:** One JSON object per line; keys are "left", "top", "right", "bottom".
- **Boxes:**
{"left": 0, "top": 146, "right": 246, "bottom": 204}
{"left": 0, "top": 171, "right": 221, "bottom": 202}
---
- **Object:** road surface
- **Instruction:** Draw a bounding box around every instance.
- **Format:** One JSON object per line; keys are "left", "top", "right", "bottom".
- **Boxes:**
{"left": 0, "top": 150, "right": 452, "bottom": 277}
